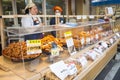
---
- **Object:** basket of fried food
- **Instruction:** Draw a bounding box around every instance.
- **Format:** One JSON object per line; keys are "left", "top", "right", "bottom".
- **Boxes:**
{"left": 2, "top": 42, "right": 41, "bottom": 62}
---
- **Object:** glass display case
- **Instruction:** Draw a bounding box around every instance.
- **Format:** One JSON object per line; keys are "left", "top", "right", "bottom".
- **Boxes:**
{"left": 0, "top": 16, "right": 118, "bottom": 80}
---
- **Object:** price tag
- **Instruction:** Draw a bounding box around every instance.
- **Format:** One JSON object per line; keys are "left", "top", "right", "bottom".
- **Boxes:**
{"left": 89, "top": 15, "right": 95, "bottom": 19}
{"left": 101, "top": 42, "right": 108, "bottom": 48}
{"left": 86, "top": 51, "right": 97, "bottom": 60}
{"left": 81, "top": 38, "right": 85, "bottom": 45}
{"left": 64, "top": 31, "right": 76, "bottom": 55}
{"left": 93, "top": 48, "right": 103, "bottom": 54}
{"left": 67, "top": 62, "right": 77, "bottom": 75}
{"left": 110, "top": 38, "right": 114, "bottom": 44}
{"left": 89, "top": 50, "right": 100, "bottom": 56}
{"left": 105, "top": 7, "right": 114, "bottom": 15}
{"left": 82, "top": 15, "right": 87, "bottom": 19}
{"left": 77, "top": 15, "right": 81, "bottom": 19}
{"left": 26, "top": 40, "right": 41, "bottom": 55}
{"left": 49, "top": 60, "right": 69, "bottom": 80}
{"left": 86, "top": 37, "right": 90, "bottom": 44}
{"left": 116, "top": 33, "right": 120, "bottom": 37}
{"left": 77, "top": 56, "right": 88, "bottom": 67}
{"left": 95, "top": 34, "right": 99, "bottom": 40}
{"left": 51, "top": 48, "right": 60, "bottom": 57}
{"left": 114, "top": 36, "right": 117, "bottom": 40}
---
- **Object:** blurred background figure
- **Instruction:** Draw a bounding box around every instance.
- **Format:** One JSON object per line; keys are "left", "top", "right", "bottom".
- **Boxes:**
{"left": 21, "top": 2, "right": 43, "bottom": 40}
{"left": 50, "top": 6, "right": 65, "bottom": 37}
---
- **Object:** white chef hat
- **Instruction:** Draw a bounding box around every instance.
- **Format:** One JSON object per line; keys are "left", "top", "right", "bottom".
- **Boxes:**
{"left": 25, "top": 3, "right": 36, "bottom": 11}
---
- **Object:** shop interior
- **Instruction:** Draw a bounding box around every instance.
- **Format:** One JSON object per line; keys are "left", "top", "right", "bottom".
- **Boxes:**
{"left": 0, "top": 0, "right": 120, "bottom": 80}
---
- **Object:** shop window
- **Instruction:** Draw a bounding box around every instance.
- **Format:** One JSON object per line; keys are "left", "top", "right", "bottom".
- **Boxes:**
{"left": 2, "top": 0, "right": 13, "bottom": 26}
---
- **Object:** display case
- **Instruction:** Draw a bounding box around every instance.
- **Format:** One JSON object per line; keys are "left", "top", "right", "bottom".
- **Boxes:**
{"left": 0, "top": 16, "right": 119, "bottom": 80}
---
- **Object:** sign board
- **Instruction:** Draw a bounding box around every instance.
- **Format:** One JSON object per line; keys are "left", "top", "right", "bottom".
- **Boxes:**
{"left": 64, "top": 31, "right": 76, "bottom": 55}
{"left": 26, "top": 40, "right": 41, "bottom": 55}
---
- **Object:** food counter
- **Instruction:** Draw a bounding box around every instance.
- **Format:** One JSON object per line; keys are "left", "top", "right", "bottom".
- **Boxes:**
{"left": 0, "top": 21, "right": 120, "bottom": 80}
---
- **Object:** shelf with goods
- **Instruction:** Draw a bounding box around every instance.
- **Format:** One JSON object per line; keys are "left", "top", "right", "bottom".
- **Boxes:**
{"left": 0, "top": 33, "right": 119, "bottom": 80}
{"left": 0, "top": 14, "right": 118, "bottom": 80}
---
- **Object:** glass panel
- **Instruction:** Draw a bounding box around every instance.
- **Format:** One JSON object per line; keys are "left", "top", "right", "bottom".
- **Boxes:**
{"left": 2, "top": 0, "right": 13, "bottom": 26}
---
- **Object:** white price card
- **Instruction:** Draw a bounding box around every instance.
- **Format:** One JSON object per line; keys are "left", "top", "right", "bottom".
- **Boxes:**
{"left": 77, "top": 15, "right": 81, "bottom": 19}
{"left": 66, "top": 38, "right": 76, "bottom": 55}
{"left": 105, "top": 7, "right": 114, "bottom": 15}
{"left": 86, "top": 38, "right": 90, "bottom": 44}
{"left": 67, "top": 62, "right": 77, "bottom": 75}
{"left": 89, "top": 15, "right": 95, "bottom": 19}
{"left": 66, "top": 38, "right": 74, "bottom": 47}
{"left": 77, "top": 56, "right": 88, "bottom": 67}
{"left": 116, "top": 33, "right": 120, "bottom": 37}
{"left": 51, "top": 48, "right": 60, "bottom": 57}
{"left": 26, "top": 40, "right": 41, "bottom": 55}
{"left": 93, "top": 47, "right": 103, "bottom": 54}
{"left": 98, "top": 45, "right": 104, "bottom": 52}
{"left": 89, "top": 50, "right": 100, "bottom": 56}
{"left": 101, "top": 42, "right": 108, "bottom": 48}
{"left": 49, "top": 60, "right": 69, "bottom": 80}
{"left": 86, "top": 51, "right": 97, "bottom": 61}
{"left": 95, "top": 34, "right": 99, "bottom": 40}
{"left": 114, "top": 36, "right": 117, "bottom": 40}
{"left": 81, "top": 38, "right": 85, "bottom": 45}
{"left": 110, "top": 38, "right": 114, "bottom": 44}
{"left": 64, "top": 31, "right": 76, "bottom": 55}
{"left": 82, "top": 15, "right": 87, "bottom": 19}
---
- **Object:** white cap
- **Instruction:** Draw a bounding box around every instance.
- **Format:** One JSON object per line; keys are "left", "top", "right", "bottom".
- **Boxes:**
{"left": 25, "top": 3, "right": 36, "bottom": 11}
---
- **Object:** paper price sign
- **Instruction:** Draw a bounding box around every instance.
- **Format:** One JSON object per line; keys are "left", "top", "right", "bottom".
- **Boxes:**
{"left": 64, "top": 31, "right": 76, "bottom": 55}
{"left": 93, "top": 48, "right": 102, "bottom": 54}
{"left": 82, "top": 15, "right": 87, "bottom": 19}
{"left": 86, "top": 38, "right": 90, "bottom": 44}
{"left": 77, "top": 56, "right": 88, "bottom": 67}
{"left": 81, "top": 38, "right": 85, "bottom": 45}
{"left": 86, "top": 51, "right": 97, "bottom": 61}
{"left": 101, "top": 42, "right": 108, "bottom": 48}
{"left": 77, "top": 15, "right": 81, "bottom": 19}
{"left": 64, "top": 31, "right": 72, "bottom": 38}
{"left": 110, "top": 38, "right": 114, "bottom": 44}
{"left": 67, "top": 62, "right": 77, "bottom": 75}
{"left": 66, "top": 38, "right": 76, "bottom": 55}
{"left": 89, "top": 15, "right": 95, "bottom": 19}
{"left": 26, "top": 40, "right": 41, "bottom": 55}
{"left": 114, "top": 36, "right": 117, "bottom": 40}
{"left": 95, "top": 34, "right": 99, "bottom": 40}
{"left": 51, "top": 48, "right": 60, "bottom": 57}
{"left": 116, "top": 33, "right": 120, "bottom": 37}
{"left": 49, "top": 61, "right": 69, "bottom": 80}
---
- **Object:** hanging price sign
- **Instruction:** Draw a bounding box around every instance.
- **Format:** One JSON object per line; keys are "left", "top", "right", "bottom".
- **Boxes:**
{"left": 64, "top": 31, "right": 76, "bottom": 55}
{"left": 26, "top": 39, "right": 41, "bottom": 55}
